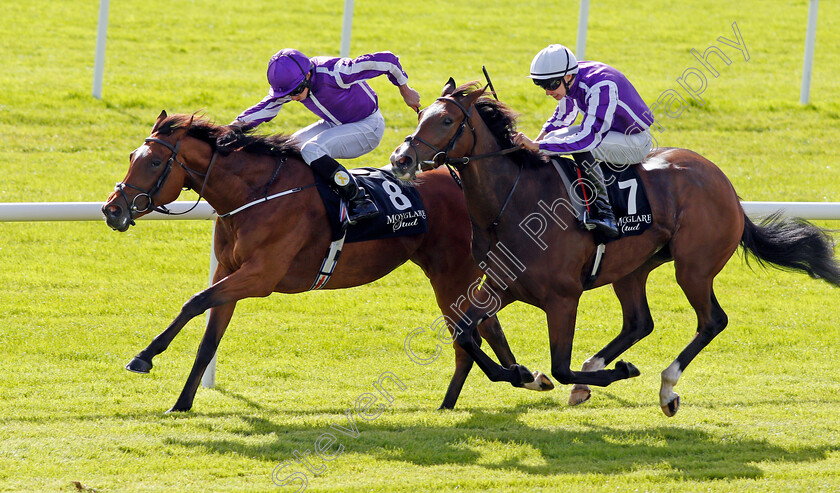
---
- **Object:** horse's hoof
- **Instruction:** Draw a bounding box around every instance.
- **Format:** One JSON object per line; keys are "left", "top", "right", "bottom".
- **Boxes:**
{"left": 616, "top": 360, "right": 641, "bottom": 378}
{"left": 523, "top": 371, "right": 554, "bottom": 391}
{"left": 513, "top": 364, "right": 535, "bottom": 385}
{"left": 125, "top": 357, "right": 152, "bottom": 374}
{"left": 661, "top": 395, "right": 680, "bottom": 417}
{"left": 568, "top": 387, "right": 591, "bottom": 406}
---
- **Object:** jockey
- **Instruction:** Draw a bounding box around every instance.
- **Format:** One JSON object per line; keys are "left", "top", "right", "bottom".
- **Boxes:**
{"left": 514, "top": 44, "right": 654, "bottom": 238}
{"left": 233, "top": 49, "right": 421, "bottom": 224}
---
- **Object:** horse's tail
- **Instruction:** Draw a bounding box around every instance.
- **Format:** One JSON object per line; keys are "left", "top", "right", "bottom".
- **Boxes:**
{"left": 740, "top": 212, "right": 840, "bottom": 286}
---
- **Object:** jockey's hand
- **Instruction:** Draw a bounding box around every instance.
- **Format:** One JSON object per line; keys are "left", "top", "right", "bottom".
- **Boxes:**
{"left": 226, "top": 120, "right": 251, "bottom": 135}
{"left": 513, "top": 132, "right": 540, "bottom": 152}
{"left": 399, "top": 84, "right": 421, "bottom": 112}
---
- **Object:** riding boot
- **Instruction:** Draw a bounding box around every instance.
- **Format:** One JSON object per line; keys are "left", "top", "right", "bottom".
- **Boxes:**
{"left": 309, "top": 155, "right": 379, "bottom": 224}
{"left": 573, "top": 151, "right": 619, "bottom": 238}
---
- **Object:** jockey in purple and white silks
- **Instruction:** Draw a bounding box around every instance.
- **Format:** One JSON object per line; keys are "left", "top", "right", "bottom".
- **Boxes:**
{"left": 233, "top": 49, "right": 421, "bottom": 224}
{"left": 514, "top": 44, "right": 654, "bottom": 239}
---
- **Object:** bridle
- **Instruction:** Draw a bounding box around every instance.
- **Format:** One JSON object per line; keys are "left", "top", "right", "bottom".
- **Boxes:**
{"left": 402, "top": 96, "right": 478, "bottom": 175}
{"left": 113, "top": 135, "right": 217, "bottom": 223}
{"left": 402, "top": 94, "right": 524, "bottom": 232}
{"left": 404, "top": 96, "right": 522, "bottom": 171}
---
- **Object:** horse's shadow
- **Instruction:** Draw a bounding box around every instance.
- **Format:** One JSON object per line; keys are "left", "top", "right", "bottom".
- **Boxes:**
{"left": 163, "top": 387, "right": 837, "bottom": 480}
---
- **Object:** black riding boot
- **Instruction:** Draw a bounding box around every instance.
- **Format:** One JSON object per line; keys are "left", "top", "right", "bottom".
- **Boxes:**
{"left": 573, "top": 151, "right": 619, "bottom": 238}
{"left": 310, "top": 155, "right": 379, "bottom": 224}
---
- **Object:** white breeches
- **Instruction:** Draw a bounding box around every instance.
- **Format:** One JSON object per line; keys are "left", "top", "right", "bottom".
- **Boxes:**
{"left": 295, "top": 110, "right": 386, "bottom": 164}
{"left": 553, "top": 125, "right": 654, "bottom": 165}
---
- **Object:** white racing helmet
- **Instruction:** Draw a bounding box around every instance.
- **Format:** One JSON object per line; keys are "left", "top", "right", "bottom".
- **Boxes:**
{"left": 528, "top": 44, "right": 579, "bottom": 80}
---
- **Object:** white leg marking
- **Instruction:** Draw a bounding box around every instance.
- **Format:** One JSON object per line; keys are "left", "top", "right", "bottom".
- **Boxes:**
{"left": 569, "top": 356, "right": 605, "bottom": 404}
{"left": 581, "top": 356, "right": 606, "bottom": 372}
{"left": 523, "top": 371, "right": 553, "bottom": 391}
{"left": 659, "top": 361, "right": 683, "bottom": 407}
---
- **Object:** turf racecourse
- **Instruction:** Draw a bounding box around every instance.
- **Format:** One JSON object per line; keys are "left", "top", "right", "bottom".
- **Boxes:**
{"left": 1, "top": 0, "right": 839, "bottom": 491}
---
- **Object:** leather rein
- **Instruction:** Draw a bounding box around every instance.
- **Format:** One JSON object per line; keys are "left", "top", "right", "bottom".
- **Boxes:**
{"left": 403, "top": 96, "right": 523, "bottom": 232}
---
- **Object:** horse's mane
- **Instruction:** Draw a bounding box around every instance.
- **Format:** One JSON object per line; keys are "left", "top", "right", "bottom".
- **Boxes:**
{"left": 154, "top": 113, "right": 302, "bottom": 159}
{"left": 452, "top": 82, "right": 550, "bottom": 169}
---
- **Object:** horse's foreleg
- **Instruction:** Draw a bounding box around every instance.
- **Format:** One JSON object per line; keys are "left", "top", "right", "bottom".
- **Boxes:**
{"left": 429, "top": 268, "right": 536, "bottom": 408}
{"left": 158, "top": 262, "right": 281, "bottom": 412}
{"left": 479, "top": 316, "right": 554, "bottom": 393}
{"left": 452, "top": 305, "right": 535, "bottom": 388}
{"left": 547, "top": 295, "right": 641, "bottom": 388}
{"left": 438, "top": 315, "right": 514, "bottom": 409}
{"left": 125, "top": 286, "right": 224, "bottom": 374}
{"left": 168, "top": 300, "right": 237, "bottom": 413}
{"left": 570, "top": 268, "right": 655, "bottom": 406}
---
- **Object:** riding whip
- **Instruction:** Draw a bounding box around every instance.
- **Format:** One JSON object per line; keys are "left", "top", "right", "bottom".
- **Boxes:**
{"left": 482, "top": 65, "right": 499, "bottom": 101}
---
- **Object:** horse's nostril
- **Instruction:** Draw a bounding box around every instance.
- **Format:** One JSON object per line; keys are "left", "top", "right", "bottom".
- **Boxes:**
{"left": 104, "top": 204, "right": 122, "bottom": 218}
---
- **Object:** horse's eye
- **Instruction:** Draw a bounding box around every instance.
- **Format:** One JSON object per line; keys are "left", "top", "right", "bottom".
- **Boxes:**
{"left": 443, "top": 116, "right": 454, "bottom": 126}
{"left": 151, "top": 159, "right": 162, "bottom": 168}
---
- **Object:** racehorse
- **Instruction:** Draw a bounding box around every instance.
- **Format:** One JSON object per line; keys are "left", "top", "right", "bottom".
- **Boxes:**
{"left": 101, "top": 110, "right": 553, "bottom": 413}
{"left": 389, "top": 80, "right": 840, "bottom": 416}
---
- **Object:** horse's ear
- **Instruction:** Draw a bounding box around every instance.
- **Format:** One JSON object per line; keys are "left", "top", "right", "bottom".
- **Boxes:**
{"left": 441, "top": 77, "right": 457, "bottom": 97}
{"left": 463, "top": 84, "right": 488, "bottom": 107}
{"left": 152, "top": 110, "right": 168, "bottom": 132}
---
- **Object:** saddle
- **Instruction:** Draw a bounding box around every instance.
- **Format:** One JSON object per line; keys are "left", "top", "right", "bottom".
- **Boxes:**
{"left": 550, "top": 157, "right": 653, "bottom": 239}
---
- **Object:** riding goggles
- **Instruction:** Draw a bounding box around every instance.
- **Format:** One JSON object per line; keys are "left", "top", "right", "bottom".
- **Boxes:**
{"left": 533, "top": 77, "right": 565, "bottom": 91}
{"left": 288, "top": 78, "right": 310, "bottom": 97}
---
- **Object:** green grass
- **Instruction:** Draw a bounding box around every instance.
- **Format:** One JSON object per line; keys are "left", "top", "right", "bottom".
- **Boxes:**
{"left": 2, "top": 0, "right": 840, "bottom": 491}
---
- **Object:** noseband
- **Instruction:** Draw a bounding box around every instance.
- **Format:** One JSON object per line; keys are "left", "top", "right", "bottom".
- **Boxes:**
{"left": 114, "top": 136, "right": 217, "bottom": 222}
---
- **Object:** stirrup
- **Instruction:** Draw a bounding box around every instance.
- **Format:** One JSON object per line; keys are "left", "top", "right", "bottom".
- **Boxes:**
{"left": 347, "top": 196, "right": 379, "bottom": 224}
{"left": 582, "top": 211, "right": 619, "bottom": 238}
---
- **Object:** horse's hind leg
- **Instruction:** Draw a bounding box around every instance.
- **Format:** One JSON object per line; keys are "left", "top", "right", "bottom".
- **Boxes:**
{"left": 570, "top": 264, "right": 658, "bottom": 406}
{"left": 660, "top": 273, "right": 728, "bottom": 417}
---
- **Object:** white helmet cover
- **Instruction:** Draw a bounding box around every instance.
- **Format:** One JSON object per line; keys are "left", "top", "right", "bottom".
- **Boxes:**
{"left": 529, "top": 44, "right": 579, "bottom": 80}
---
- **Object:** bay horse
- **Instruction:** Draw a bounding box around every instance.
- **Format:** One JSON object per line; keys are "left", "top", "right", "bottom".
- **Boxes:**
{"left": 389, "top": 80, "right": 840, "bottom": 416}
{"left": 101, "top": 110, "right": 553, "bottom": 413}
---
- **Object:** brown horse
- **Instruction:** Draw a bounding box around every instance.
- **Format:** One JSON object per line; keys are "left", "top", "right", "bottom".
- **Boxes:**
{"left": 390, "top": 80, "right": 840, "bottom": 416}
{"left": 101, "top": 110, "right": 553, "bottom": 413}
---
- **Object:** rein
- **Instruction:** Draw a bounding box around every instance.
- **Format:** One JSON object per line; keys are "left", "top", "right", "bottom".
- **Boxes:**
{"left": 487, "top": 161, "right": 523, "bottom": 234}
{"left": 405, "top": 95, "right": 524, "bottom": 231}
{"left": 403, "top": 96, "right": 522, "bottom": 172}
{"left": 119, "top": 134, "right": 312, "bottom": 222}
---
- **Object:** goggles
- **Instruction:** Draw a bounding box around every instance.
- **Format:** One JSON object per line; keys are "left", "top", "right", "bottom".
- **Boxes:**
{"left": 288, "top": 78, "right": 310, "bottom": 97}
{"left": 533, "top": 77, "right": 565, "bottom": 91}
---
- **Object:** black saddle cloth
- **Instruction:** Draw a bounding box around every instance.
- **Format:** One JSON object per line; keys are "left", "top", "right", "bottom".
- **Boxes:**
{"left": 314, "top": 167, "right": 428, "bottom": 243}
{"left": 554, "top": 158, "right": 653, "bottom": 238}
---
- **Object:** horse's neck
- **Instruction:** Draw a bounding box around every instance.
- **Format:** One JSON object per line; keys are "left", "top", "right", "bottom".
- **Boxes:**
{"left": 458, "top": 124, "right": 522, "bottom": 228}
{"left": 460, "top": 147, "right": 572, "bottom": 261}
{"left": 183, "top": 143, "right": 308, "bottom": 215}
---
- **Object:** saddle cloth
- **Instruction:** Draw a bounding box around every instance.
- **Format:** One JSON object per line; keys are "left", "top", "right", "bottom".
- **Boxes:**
{"left": 551, "top": 157, "right": 653, "bottom": 238}
{"left": 314, "top": 166, "right": 428, "bottom": 243}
